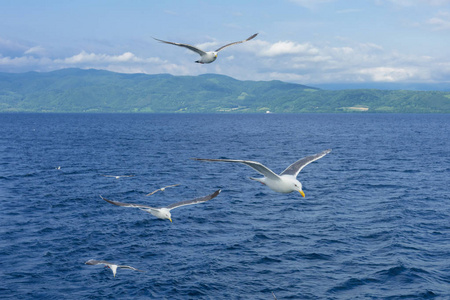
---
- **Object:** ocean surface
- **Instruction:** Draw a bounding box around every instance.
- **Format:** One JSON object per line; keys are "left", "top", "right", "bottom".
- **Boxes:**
{"left": 0, "top": 113, "right": 449, "bottom": 299}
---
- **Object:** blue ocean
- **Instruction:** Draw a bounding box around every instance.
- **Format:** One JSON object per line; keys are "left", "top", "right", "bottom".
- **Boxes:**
{"left": 0, "top": 113, "right": 449, "bottom": 299}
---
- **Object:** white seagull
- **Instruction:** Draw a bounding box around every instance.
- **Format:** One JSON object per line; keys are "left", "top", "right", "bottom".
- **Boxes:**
{"left": 100, "top": 189, "right": 221, "bottom": 222}
{"left": 146, "top": 184, "right": 180, "bottom": 196}
{"left": 85, "top": 259, "right": 143, "bottom": 277}
{"left": 153, "top": 33, "right": 258, "bottom": 64}
{"left": 192, "top": 149, "right": 331, "bottom": 197}
{"left": 102, "top": 175, "right": 135, "bottom": 179}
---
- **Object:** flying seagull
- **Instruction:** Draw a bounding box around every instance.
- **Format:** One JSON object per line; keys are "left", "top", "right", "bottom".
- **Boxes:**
{"left": 102, "top": 175, "right": 135, "bottom": 179}
{"left": 153, "top": 33, "right": 258, "bottom": 64}
{"left": 192, "top": 149, "right": 331, "bottom": 197}
{"left": 146, "top": 184, "right": 180, "bottom": 196}
{"left": 85, "top": 259, "right": 143, "bottom": 277}
{"left": 100, "top": 189, "right": 221, "bottom": 222}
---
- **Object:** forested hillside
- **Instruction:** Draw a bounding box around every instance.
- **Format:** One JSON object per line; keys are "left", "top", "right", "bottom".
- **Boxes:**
{"left": 1, "top": 69, "right": 449, "bottom": 113}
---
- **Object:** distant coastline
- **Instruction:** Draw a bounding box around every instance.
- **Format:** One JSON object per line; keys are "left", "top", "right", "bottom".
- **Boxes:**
{"left": 1, "top": 68, "right": 449, "bottom": 113}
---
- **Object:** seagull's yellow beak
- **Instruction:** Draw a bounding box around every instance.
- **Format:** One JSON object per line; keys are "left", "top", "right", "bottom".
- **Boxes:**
{"left": 169, "top": 218, "right": 172, "bottom": 223}
{"left": 299, "top": 190, "right": 305, "bottom": 197}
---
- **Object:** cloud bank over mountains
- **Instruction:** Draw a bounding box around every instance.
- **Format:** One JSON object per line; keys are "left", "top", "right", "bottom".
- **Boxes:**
{"left": 1, "top": 0, "right": 450, "bottom": 86}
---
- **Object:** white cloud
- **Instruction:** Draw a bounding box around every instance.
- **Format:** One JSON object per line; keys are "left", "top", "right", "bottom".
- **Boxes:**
{"left": 0, "top": 50, "right": 192, "bottom": 75}
{"left": 233, "top": 38, "right": 449, "bottom": 84}
{"left": 358, "top": 67, "right": 420, "bottom": 82}
{"left": 427, "top": 12, "right": 450, "bottom": 30}
{"left": 24, "top": 46, "right": 47, "bottom": 56}
{"left": 195, "top": 41, "right": 219, "bottom": 51}
{"left": 57, "top": 51, "right": 140, "bottom": 64}
{"left": 0, "top": 54, "right": 53, "bottom": 72}
{"left": 0, "top": 37, "right": 29, "bottom": 57}
{"left": 1, "top": 38, "right": 450, "bottom": 85}
{"left": 256, "top": 40, "right": 319, "bottom": 57}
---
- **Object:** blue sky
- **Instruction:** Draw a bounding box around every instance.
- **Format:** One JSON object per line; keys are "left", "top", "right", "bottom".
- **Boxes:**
{"left": 1, "top": 0, "right": 450, "bottom": 85}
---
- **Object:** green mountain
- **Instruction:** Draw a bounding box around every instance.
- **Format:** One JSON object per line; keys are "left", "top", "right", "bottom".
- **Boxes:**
{"left": 1, "top": 68, "right": 449, "bottom": 113}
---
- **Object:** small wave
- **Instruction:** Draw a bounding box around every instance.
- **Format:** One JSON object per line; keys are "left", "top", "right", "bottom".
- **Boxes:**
{"left": 375, "top": 264, "right": 431, "bottom": 279}
{"left": 328, "top": 277, "right": 378, "bottom": 293}
{"left": 256, "top": 256, "right": 282, "bottom": 264}
{"left": 300, "top": 252, "right": 333, "bottom": 260}
{"left": 359, "top": 183, "right": 406, "bottom": 189}
{"left": 402, "top": 169, "right": 421, "bottom": 173}
{"left": 284, "top": 251, "right": 332, "bottom": 261}
{"left": 383, "top": 290, "right": 437, "bottom": 299}
{"left": 251, "top": 233, "right": 271, "bottom": 241}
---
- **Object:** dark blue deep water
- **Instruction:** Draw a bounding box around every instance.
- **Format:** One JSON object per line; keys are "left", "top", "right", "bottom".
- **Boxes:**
{"left": 0, "top": 113, "right": 449, "bottom": 299}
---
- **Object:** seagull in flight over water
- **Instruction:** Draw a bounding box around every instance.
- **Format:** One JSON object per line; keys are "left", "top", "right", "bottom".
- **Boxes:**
{"left": 100, "top": 189, "right": 221, "bottom": 222}
{"left": 192, "top": 149, "right": 331, "bottom": 197}
{"left": 146, "top": 184, "right": 180, "bottom": 196}
{"left": 153, "top": 33, "right": 258, "bottom": 64}
{"left": 85, "top": 259, "right": 143, "bottom": 277}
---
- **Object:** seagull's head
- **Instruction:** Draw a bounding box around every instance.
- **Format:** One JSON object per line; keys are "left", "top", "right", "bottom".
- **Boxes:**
{"left": 160, "top": 208, "right": 172, "bottom": 222}
{"left": 293, "top": 180, "right": 305, "bottom": 197}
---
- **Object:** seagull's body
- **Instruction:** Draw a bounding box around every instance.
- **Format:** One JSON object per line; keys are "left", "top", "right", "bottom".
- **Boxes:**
{"left": 85, "top": 259, "right": 143, "bottom": 277}
{"left": 146, "top": 184, "right": 180, "bottom": 196}
{"left": 100, "top": 189, "right": 221, "bottom": 222}
{"left": 153, "top": 33, "right": 258, "bottom": 64}
{"left": 192, "top": 149, "right": 331, "bottom": 197}
{"left": 102, "top": 175, "right": 135, "bottom": 179}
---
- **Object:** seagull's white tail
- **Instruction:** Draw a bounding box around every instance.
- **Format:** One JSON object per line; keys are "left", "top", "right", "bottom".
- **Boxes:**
{"left": 110, "top": 265, "right": 118, "bottom": 277}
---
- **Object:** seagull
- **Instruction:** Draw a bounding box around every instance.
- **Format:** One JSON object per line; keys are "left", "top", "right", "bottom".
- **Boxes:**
{"left": 192, "top": 149, "right": 331, "bottom": 197}
{"left": 272, "top": 292, "right": 278, "bottom": 300}
{"left": 153, "top": 33, "right": 258, "bottom": 64}
{"left": 146, "top": 184, "right": 180, "bottom": 196}
{"left": 100, "top": 189, "right": 221, "bottom": 222}
{"left": 102, "top": 175, "right": 135, "bottom": 179}
{"left": 85, "top": 259, "right": 143, "bottom": 277}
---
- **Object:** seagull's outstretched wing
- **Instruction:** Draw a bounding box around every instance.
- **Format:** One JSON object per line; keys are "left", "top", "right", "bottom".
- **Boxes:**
{"left": 118, "top": 265, "right": 144, "bottom": 272}
{"left": 100, "top": 195, "right": 155, "bottom": 209}
{"left": 192, "top": 158, "right": 280, "bottom": 180}
{"left": 146, "top": 184, "right": 180, "bottom": 196}
{"left": 215, "top": 33, "right": 258, "bottom": 52}
{"left": 166, "top": 189, "right": 221, "bottom": 210}
{"left": 85, "top": 259, "right": 112, "bottom": 266}
{"left": 153, "top": 37, "right": 207, "bottom": 56}
{"left": 280, "top": 149, "right": 332, "bottom": 177}
{"left": 146, "top": 189, "right": 160, "bottom": 196}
